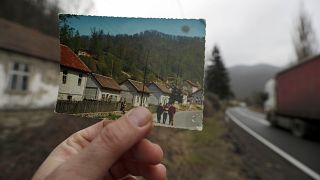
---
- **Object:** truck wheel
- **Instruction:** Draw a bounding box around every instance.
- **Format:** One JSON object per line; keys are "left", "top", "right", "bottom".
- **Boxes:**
{"left": 291, "top": 119, "right": 307, "bottom": 138}
{"left": 267, "top": 112, "right": 278, "bottom": 127}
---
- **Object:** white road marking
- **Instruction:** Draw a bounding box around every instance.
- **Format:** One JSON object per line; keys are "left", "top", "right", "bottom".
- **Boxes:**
{"left": 226, "top": 109, "right": 320, "bottom": 180}
{"left": 233, "top": 108, "right": 270, "bottom": 126}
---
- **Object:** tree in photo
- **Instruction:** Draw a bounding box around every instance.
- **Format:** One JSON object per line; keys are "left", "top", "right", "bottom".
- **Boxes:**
{"left": 59, "top": 14, "right": 76, "bottom": 47}
{"left": 90, "top": 28, "right": 105, "bottom": 60}
{"left": 293, "top": 7, "right": 318, "bottom": 62}
{"left": 169, "top": 86, "right": 183, "bottom": 104}
{"left": 205, "top": 45, "right": 233, "bottom": 100}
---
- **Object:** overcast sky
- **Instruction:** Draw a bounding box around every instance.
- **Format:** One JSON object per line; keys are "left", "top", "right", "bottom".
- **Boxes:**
{"left": 71, "top": 0, "right": 320, "bottom": 68}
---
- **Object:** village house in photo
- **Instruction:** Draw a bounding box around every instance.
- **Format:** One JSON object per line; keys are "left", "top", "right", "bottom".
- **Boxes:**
{"left": 191, "top": 89, "right": 204, "bottom": 104}
{"left": 58, "top": 44, "right": 91, "bottom": 101}
{"left": 148, "top": 81, "right": 171, "bottom": 105}
{"left": 120, "top": 79, "right": 150, "bottom": 107}
{"left": 84, "top": 73, "right": 121, "bottom": 102}
{"left": 56, "top": 15, "right": 205, "bottom": 130}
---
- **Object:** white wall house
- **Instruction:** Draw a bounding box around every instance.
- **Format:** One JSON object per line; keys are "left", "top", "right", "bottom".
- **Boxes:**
{"left": 0, "top": 18, "right": 60, "bottom": 110}
{"left": 190, "top": 89, "right": 204, "bottom": 105}
{"left": 183, "top": 80, "right": 200, "bottom": 95}
{"left": 182, "top": 92, "right": 188, "bottom": 105}
{"left": 120, "top": 79, "right": 150, "bottom": 107}
{"left": 57, "top": 44, "right": 91, "bottom": 101}
{"left": 148, "top": 82, "right": 171, "bottom": 105}
{"left": 84, "top": 73, "right": 121, "bottom": 102}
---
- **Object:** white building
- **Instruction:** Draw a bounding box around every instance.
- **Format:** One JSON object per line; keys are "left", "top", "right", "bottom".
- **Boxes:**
{"left": 84, "top": 73, "right": 121, "bottom": 102}
{"left": 120, "top": 79, "right": 150, "bottom": 107}
{"left": 58, "top": 44, "right": 91, "bottom": 101}
{"left": 190, "top": 89, "right": 204, "bottom": 104}
{"left": 0, "top": 18, "right": 60, "bottom": 110}
{"left": 182, "top": 91, "right": 188, "bottom": 105}
{"left": 183, "top": 80, "right": 200, "bottom": 94}
{"left": 148, "top": 81, "right": 171, "bottom": 105}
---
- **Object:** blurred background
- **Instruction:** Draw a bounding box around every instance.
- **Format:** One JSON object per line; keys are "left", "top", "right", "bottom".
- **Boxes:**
{"left": 1, "top": 0, "right": 320, "bottom": 179}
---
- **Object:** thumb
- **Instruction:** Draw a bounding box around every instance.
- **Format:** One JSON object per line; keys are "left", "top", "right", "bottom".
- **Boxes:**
{"left": 52, "top": 107, "right": 153, "bottom": 179}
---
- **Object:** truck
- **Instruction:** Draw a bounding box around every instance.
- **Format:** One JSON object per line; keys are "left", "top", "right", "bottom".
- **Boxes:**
{"left": 264, "top": 55, "right": 320, "bottom": 137}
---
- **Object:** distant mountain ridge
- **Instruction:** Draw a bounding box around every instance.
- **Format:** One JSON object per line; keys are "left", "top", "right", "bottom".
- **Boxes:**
{"left": 228, "top": 64, "right": 282, "bottom": 99}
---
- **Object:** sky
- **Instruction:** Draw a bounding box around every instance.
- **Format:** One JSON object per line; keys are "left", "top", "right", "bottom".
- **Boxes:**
{"left": 63, "top": 0, "right": 320, "bottom": 68}
{"left": 67, "top": 16, "right": 205, "bottom": 37}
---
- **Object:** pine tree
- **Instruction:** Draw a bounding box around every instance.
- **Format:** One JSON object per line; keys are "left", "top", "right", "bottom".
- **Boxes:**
{"left": 169, "top": 86, "right": 183, "bottom": 104}
{"left": 89, "top": 28, "right": 104, "bottom": 60}
{"left": 72, "top": 30, "right": 82, "bottom": 52}
{"left": 205, "top": 45, "right": 233, "bottom": 100}
{"left": 293, "top": 7, "right": 318, "bottom": 62}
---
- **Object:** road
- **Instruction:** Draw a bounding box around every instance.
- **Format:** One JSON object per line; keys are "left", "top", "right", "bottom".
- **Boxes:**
{"left": 226, "top": 107, "right": 320, "bottom": 180}
{"left": 153, "top": 110, "right": 203, "bottom": 130}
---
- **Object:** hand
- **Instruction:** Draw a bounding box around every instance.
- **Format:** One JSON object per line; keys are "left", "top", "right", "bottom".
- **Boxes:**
{"left": 32, "top": 107, "right": 166, "bottom": 180}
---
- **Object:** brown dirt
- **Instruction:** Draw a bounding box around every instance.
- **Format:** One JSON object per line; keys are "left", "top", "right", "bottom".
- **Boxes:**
{"left": 0, "top": 112, "right": 99, "bottom": 180}
{"left": 0, "top": 109, "right": 250, "bottom": 180}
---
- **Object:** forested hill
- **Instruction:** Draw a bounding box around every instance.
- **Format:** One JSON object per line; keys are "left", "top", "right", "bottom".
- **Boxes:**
{"left": 64, "top": 29, "right": 205, "bottom": 85}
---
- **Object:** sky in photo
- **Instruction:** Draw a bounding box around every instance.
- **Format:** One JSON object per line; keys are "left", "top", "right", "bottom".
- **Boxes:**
{"left": 66, "top": 15, "right": 206, "bottom": 37}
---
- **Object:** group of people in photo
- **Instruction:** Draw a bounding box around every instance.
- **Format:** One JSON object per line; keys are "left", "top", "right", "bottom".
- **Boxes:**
{"left": 156, "top": 103, "right": 176, "bottom": 126}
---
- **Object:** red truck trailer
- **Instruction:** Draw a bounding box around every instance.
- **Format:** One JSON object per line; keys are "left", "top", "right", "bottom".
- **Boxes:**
{"left": 265, "top": 55, "right": 320, "bottom": 137}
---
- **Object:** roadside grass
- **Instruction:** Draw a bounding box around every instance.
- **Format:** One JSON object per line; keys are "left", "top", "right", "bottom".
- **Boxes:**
{"left": 73, "top": 112, "right": 122, "bottom": 120}
{"left": 249, "top": 106, "right": 264, "bottom": 113}
{"left": 149, "top": 110, "right": 245, "bottom": 180}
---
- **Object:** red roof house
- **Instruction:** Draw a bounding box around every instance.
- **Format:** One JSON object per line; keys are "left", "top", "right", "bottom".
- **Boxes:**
{"left": 92, "top": 73, "right": 121, "bottom": 92}
{"left": 60, "top": 44, "right": 91, "bottom": 73}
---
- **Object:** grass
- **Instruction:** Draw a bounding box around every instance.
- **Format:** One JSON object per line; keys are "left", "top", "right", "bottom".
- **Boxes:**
{"left": 148, "top": 110, "right": 245, "bottom": 180}
{"left": 74, "top": 112, "right": 122, "bottom": 120}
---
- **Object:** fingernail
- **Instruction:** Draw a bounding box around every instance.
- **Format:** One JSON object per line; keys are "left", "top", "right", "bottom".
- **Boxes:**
{"left": 127, "top": 107, "right": 151, "bottom": 127}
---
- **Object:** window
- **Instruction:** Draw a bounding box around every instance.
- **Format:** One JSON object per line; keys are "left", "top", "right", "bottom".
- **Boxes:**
{"left": 102, "top": 94, "right": 105, "bottom": 101}
{"left": 67, "top": 95, "right": 72, "bottom": 101}
{"left": 8, "top": 62, "right": 30, "bottom": 92}
{"left": 136, "top": 96, "right": 140, "bottom": 103}
{"left": 62, "top": 70, "right": 68, "bottom": 84}
{"left": 78, "top": 73, "right": 83, "bottom": 86}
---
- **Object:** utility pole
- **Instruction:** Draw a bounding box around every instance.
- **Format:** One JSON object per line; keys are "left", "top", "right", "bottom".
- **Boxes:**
{"left": 140, "top": 50, "right": 149, "bottom": 106}
{"left": 110, "top": 58, "right": 114, "bottom": 77}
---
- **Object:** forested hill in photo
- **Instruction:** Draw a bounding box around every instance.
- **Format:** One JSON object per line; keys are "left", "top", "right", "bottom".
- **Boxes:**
{"left": 61, "top": 28, "right": 205, "bottom": 85}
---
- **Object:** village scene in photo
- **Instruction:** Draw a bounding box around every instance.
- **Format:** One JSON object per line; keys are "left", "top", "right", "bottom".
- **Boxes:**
{"left": 56, "top": 15, "right": 205, "bottom": 130}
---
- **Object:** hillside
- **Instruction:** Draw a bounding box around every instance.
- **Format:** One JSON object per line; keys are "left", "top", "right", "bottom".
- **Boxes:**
{"left": 228, "top": 64, "right": 281, "bottom": 99}
{"left": 70, "top": 30, "right": 205, "bottom": 85}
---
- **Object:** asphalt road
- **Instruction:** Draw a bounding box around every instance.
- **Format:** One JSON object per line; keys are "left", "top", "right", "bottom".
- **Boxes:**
{"left": 227, "top": 107, "right": 320, "bottom": 180}
{"left": 153, "top": 111, "right": 203, "bottom": 130}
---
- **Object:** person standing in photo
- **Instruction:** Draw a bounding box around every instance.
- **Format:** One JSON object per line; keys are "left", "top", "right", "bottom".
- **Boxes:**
{"left": 162, "top": 103, "right": 169, "bottom": 124}
{"left": 156, "top": 103, "right": 164, "bottom": 123}
{"left": 168, "top": 103, "right": 176, "bottom": 126}
{"left": 120, "top": 99, "right": 127, "bottom": 114}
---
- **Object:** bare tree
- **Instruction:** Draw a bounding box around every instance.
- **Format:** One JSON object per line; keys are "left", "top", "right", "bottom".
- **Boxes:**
{"left": 293, "top": 7, "right": 318, "bottom": 62}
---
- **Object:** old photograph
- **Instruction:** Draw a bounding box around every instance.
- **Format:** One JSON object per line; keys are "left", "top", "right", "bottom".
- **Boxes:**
{"left": 55, "top": 15, "right": 205, "bottom": 130}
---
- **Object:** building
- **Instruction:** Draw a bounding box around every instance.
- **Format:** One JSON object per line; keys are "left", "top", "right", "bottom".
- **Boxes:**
{"left": 120, "top": 79, "right": 150, "bottom": 107}
{"left": 190, "top": 89, "right": 204, "bottom": 104}
{"left": 84, "top": 73, "right": 121, "bottom": 102}
{"left": 183, "top": 80, "right": 200, "bottom": 94}
{"left": 0, "top": 18, "right": 60, "bottom": 110}
{"left": 78, "top": 49, "right": 92, "bottom": 58}
{"left": 148, "top": 81, "right": 171, "bottom": 105}
{"left": 182, "top": 90, "right": 188, "bottom": 105}
{"left": 58, "top": 44, "right": 91, "bottom": 101}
